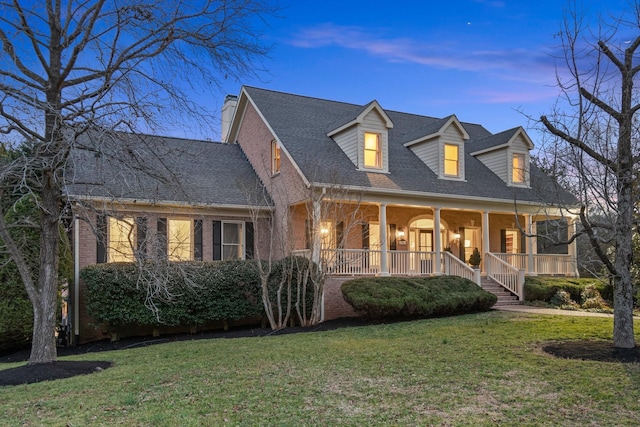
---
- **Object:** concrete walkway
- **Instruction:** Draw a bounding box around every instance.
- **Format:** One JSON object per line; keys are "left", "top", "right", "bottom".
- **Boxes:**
{"left": 493, "top": 305, "right": 625, "bottom": 318}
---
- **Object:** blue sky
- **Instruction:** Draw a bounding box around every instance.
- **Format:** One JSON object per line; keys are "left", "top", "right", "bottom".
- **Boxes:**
{"left": 211, "top": 0, "right": 631, "bottom": 142}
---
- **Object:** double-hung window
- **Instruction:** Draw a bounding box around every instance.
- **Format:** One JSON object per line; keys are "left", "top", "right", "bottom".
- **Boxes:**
{"left": 108, "top": 217, "right": 136, "bottom": 262}
{"left": 364, "top": 132, "right": 382, "bottom": 169}
{"left": 444, "top": 144, "right": 459, "bottom": 177}
{"left": 167, "top": 219, "right": 192, "bottom": 261}
{"left": 222, "top": 222, "right": 244, "bottom": 260}
{"left": 512, "top": 153, "right": 525, "bottom": 184}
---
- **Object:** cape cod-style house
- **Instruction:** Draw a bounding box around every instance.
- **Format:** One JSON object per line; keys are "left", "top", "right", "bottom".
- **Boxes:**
{"left": 68, "top": 86, "right": 577, "bottom": 342}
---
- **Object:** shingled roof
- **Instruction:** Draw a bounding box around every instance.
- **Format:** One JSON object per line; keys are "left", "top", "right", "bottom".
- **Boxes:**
{"left": 66, "top": 130, "right": 271, "bottom": 208}
{"left": 241, "top": 86, "right": 575, "bottom": 206}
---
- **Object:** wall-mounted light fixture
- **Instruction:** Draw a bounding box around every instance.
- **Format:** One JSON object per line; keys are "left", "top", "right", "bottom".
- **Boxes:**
{"left": 397, "top": 228, "right": 405, "bottom": 239}
{"left": 453, "top": 233, "right": 461, "bottom": 240}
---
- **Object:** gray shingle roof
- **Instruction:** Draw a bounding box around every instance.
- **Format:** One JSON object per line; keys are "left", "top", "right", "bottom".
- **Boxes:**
{"left": 66, "top": 131, "right": 270, "bottom": 208}
{"left": 466, "top": 127, "right": 521, "bottom": 153}
{"left": 243, "top": 86, "right": 575, "bottom": 206}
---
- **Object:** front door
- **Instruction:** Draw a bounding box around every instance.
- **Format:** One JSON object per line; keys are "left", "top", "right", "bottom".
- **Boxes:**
{"left": 419, "top": 230, "right": 433, "bottom": 252}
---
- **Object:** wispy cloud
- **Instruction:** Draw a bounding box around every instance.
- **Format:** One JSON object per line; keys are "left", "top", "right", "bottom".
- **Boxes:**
{"left": 289, "top": 23, "right": 556, "bottom": 85}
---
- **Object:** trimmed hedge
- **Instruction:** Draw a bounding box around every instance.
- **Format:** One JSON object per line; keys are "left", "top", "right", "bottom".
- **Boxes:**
{"left": 341, "top": 276, "right": 497, "bottom": 319}
{"left": 524, "top": 277, "right": 613, "bottom": 303}
{"left": 82, "top": 256, "right": 316, "bottom": 333}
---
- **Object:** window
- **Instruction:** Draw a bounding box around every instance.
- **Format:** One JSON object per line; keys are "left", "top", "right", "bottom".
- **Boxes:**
{"left": 222, "top": 222, "right": 244, "bottom": 260}
{"left": 271, "top": 140, "right": 281, "bottom": 175}
{"left": 444, "top": 144, "right": 459, "bottom": 176}
{"left": 512, "top": 153, "right": 525, "bottom": 183}
{"left": 364, "top": 132, "right": 381, "bottom": 169}
{"left": 168, "top": 219, "right": 192, "bottom": 261}
{"left": 108, "top": 217, "right": 136, "bottom": 262}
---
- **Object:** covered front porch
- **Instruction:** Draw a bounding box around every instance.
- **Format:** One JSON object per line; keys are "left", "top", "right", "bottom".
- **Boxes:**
{"left": 291, "top": 200, "right": 578, "bottom": 300}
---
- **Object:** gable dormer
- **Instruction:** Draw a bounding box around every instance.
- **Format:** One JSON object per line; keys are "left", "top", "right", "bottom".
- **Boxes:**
{"left": 327, "top": 101, "right": 393, "bottom": 173}
{"left": 469, "top": 127, "right": 534, "bottom": 187}
{"left": 402, "top": 115, "right": 469, "bottom": 181}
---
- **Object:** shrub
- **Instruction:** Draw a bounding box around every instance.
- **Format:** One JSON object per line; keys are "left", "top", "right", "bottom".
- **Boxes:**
{"left": 82, "top": 260, "right": 264, "bottom": 332}
{"left": 524, "top": 277, "right": 612, "bottom": 303}
{"left": 341, "top": 276, "right": 496, "bottom": 320}
{"left": 550, "top": 290, "right": 577, "bottom": 308}
{"left": 580, "top": 285, "right": 606, "bottom": 310}
{"left": 82, "top": 257, "right": 317, "bottom": 336}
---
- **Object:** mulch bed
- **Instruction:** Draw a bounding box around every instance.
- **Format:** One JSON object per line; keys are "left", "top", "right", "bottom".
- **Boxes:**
{"left": 542, "top": 340, "right": 640, "bottom": 363}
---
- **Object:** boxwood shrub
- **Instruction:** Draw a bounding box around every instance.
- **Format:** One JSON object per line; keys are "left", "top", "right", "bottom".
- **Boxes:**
{"left": 523, "top": 277, "right": 612, "bottom": 303}
{"left": 341, "top": 276, "right": 497, "bottom": 319}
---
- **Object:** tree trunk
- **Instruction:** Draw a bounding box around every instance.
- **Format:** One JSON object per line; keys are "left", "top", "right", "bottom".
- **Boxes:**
{"left": 29, "top": 175, "right": 61, "bottom": 364}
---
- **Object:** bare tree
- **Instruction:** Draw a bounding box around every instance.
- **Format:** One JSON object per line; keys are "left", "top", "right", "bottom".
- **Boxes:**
{"left": 0, "top": 0, "right": 277, "bottom": 364}
{"left": 538, "top": 2, "right": 640, "bottom": 348}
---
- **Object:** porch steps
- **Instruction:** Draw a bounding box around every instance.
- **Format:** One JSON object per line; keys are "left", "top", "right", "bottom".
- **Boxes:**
{"left": 480, "top": 278, "right": 521, "bottom": 306}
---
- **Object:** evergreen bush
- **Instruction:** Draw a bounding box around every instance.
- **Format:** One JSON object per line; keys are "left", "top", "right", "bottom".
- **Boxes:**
{"left": 341, "top": 276, "right": 496, "bottom": 319}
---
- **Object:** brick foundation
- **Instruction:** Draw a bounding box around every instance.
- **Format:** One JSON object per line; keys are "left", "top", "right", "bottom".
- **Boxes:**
{"left": 323, "top": 277, "right": 359, "bottom": 320}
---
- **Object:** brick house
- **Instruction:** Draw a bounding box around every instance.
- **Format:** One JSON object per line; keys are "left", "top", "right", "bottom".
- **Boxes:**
{"left": 68, "top": 87, "right": 577, "bottom": 342}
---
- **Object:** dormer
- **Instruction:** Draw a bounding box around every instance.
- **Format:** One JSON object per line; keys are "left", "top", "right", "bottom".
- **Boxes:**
{"left": 327, "top": 100, "right": 393, "bottom": 173}
{"left": 469, "top": 127, "right": 534, "bottom": 187}
{"left": 402, "top": 115, "right": 469, "bottom": 181}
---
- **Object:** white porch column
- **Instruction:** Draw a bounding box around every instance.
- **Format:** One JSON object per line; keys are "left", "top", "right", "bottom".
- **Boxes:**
{"left": 482, "top": 211, "right": 490, "bottom": 274}
{"left": 526, "top": 214, "right": 535, "bottom": 276}
{"left": 568, "top": 217, "right": 579, "bottom": 276}
{"left": 434, "top": 207, "right": 442, "bottom": 274}
{"left": 379, "top": 203, "right": 389, "bottom": 276}
{"left": 311, "top": 199, "right": 322, "bottom": 265}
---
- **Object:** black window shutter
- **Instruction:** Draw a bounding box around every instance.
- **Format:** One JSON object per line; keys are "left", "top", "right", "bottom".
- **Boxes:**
{"left": 136, "top": 217, "right": 147, "bottom": 260}
{"left": 96, "top": 214, "right": 107, "bottom": 263}
{"left": 459, "top": 227, "right": 466, "bottom": 259}
{"left": 245, "top": 222, "right": 254, "bottom": 259}
{"left": 194, "top": 220, "right": 203, "bottom": 261}
{"left": 213, "top": 220, "right": 221, "bottom": 260}
{"left": 389, "top": 224, "right": 397, "bottom": 250}
{"left": 157, "top": 218, "right": 167, "bottom": 259}
{"left": 500, "top": 229, "right": 507, "bottom": 253}
{"left": 520, "top": 230, "right": 526, "bottom": 254}
{"left": 362, "top": 223, "right": 370, "bottom": 249}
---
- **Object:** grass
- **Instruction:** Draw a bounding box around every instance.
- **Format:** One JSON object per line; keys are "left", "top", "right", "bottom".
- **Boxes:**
{"left": 1, "top": 311, "right": 640, "bottom": 426}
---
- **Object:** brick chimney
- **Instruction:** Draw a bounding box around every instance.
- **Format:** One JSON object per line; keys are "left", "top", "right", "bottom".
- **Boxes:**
{"left": 221, "top": 94, "right": 238, "bottom": 143}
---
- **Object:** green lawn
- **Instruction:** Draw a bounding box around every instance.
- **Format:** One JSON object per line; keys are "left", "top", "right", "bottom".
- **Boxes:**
{"left": 1, "top": 311, "right": 639, "bottom": 426}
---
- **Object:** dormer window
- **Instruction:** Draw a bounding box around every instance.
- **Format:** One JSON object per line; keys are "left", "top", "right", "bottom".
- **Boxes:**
{"left": 271, "top": 140, "right": 281, "bottom": 175}
{"left": 512, "top": 153, "right": 525, "bottom": 183}
{"left": 364, "top": 132, "right": 382, "bottom": 169}
{"left": 444, "top": 144, "right": 460, "bottom": 177}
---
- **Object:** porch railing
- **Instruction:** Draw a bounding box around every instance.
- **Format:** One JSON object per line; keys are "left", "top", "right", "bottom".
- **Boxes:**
{"left": 493, "top": 253, "right": 577, "bottom": 276}
{"left": 444, "top": 251, "right": 481, "bottom": 285}
{"left": 486, "top": 252, "right": 524, "bottom": 299}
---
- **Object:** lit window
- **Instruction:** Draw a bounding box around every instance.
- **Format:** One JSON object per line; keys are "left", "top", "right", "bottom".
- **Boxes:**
{"left": 108, "top": 217, "right": 135, "bottom": 262}
{"left": 168, "top": 219, "right": 192, "bottom": 261}
{"left": 271, "top": 140, "right": 281, "bottom": 174}
{"left": 512, "top": 153, "right": 525, "bottom": 183}
{"left": 223, "top": 222, "right": 244, "bottom": 260}
{"left": 364, "top": 132, "right": 381, "bottom": 168}
{"left": 444, "top": 144, "right": 459, "bottom": 176}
